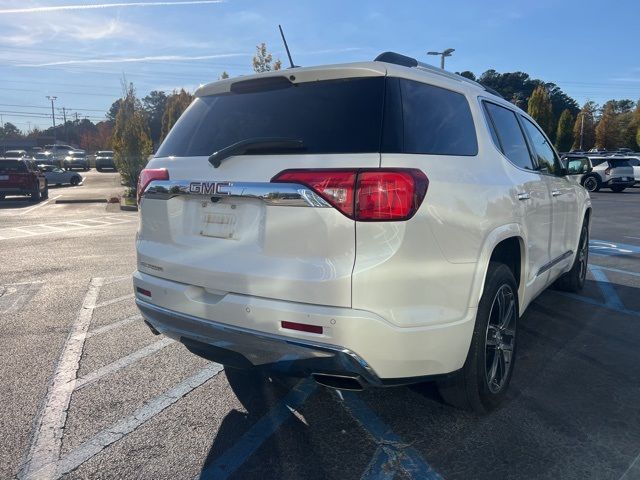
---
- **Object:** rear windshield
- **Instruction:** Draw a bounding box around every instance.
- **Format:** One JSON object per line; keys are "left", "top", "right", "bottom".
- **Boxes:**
{"left": 157, "top": 77, "right": 386, "bottom": 157}
{"left": 4, "top": 152, "right": 23, "bottom": 158}
{"left": 0, "top": 160, "right": 27, "bottom": 173}
{"left": 156, "top": 76, "right": 478, "bottom": 158}
{"left": 608, "top": 159, "right": 631, "bottom": 167}
{"left": 71, "top": 152, "right": 85, "bottom": 157}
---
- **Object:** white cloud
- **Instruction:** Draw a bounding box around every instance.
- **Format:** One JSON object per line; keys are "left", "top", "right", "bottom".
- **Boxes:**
{"left": 0, "top": 1, "right": 224, "bottom": 15}
{"left": 21, "top": 52, "right": 248, "bottom": 67}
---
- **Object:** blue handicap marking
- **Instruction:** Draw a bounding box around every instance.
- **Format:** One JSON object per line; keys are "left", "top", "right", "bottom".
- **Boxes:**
{"left": 589, "top": 265, "right": 625, "bottom": 310}
{"left": 340, "top": 392, "right": 443, "bottom": 480}
{"left": 590, "top": 239, "right": 640, "bottom": 256}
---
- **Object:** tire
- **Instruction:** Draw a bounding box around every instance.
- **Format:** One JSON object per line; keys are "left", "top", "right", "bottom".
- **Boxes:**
{"left": 41, "top": 182, "right": 49, "bottom": 200}
{"left": 70, "top": 176, "right": 80, "bottom": 186}
{"left": 582, "top": 175, "right": 600, "bottom": 192}
{"left": 96, "top": 167, "right": 102, "bottom": 172}
{"left": 554, "top": 221, "right": 589, "bottom": 292}
{"left": 29, "top": 187, "right": 41, "bottom": 203}
{"left": 437, "top": 262, "right": 518, "bottom": 413}
{"left": 610, "top": 185, "right": 626, "bottom": 193}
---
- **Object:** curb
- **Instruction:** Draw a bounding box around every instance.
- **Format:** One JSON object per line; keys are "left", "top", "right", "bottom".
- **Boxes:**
{"left": 119, "top": 204, "right": 138, "bottom": 212}
{"left": 55, "top": 198, "right": 108, "bottom": 204}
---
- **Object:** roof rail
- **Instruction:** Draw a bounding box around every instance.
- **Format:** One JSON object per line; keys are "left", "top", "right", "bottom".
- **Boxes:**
{"left": 374, "top": 51, "right": 503, "bottom": 98}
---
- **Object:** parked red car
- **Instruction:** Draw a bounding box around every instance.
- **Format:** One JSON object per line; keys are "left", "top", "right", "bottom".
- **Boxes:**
{"left": 0, "top": 159, "right": 48, "bottom": 202}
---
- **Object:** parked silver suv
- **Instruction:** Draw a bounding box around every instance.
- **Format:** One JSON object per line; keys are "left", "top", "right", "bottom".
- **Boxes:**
{"left": 582, "top": 157, "right": 637, "bottom": 192}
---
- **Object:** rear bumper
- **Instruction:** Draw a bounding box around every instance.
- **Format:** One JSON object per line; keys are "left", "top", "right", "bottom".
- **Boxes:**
{"left": 133, "top": 270, "right": 476, "bottom": 381}
{"left": 136, "top": 298, "right": 391, "bottom": 386}
{"left": 0, "top": 187, "right": 32, "bottom": 195}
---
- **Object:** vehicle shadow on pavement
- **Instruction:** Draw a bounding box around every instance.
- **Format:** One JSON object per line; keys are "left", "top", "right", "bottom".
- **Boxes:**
{"left": 196, "top": 278, "right": 640, "bottom": 480}
{"left": 0, "top": 198, "right": 38, "bottom": 209}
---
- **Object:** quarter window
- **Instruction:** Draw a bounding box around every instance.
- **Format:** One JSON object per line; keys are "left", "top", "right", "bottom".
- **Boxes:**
{"left": 520, "top": 117, "right": 559, "bottom": 174}
{"left": 399, "top": 79, "right": 478, "bottom": 156}
{"left": 483, "top": 102, "right": 534, "bottom": 170}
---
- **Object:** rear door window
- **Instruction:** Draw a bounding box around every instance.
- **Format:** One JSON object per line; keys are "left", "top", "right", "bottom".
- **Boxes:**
{"left": 398, "top": 79, "right": 478, "bottom": 156}
{"left": 157, "top": 77, "right": 386, "bottom": 157}
{"left": 483, "top": 102, "right": 534, "bottom": 170}
{"left": 520, "top": 117, "right": 560, "bottom": 174}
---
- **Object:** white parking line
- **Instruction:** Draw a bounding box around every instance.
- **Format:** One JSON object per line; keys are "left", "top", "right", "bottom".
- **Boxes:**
{"left": 94, "top": 293, "right": 134, "bottom": 309}
{"left": 2, "top": 195, "right": 62, "bottom": 216}
{"left": 51, "top": 364, "right": 224, "bottom": 478}
{"left": 0, "top": 217, "right": 134, "bottom": 241}
{"left": 75, "top": 338, "right": 175, "bottom": 391}
{"left": 19, "top": 278, "right": 104, "bottom": 480}
{"left": 86, "top": 314, "right": 141, "bottom": 338}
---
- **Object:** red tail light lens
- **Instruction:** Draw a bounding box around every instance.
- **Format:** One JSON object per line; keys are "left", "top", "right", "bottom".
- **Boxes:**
{"left": 271, "top": 170, "right": 356, "bottom": 217}
{"left": 604, "top": 167, "right": 611, "bottom": 175}
{"left": 137, "top": 168, "right": 169, "bottom": 203}
{"left": 271, "top": 168, "right": 428, "bottom": 221}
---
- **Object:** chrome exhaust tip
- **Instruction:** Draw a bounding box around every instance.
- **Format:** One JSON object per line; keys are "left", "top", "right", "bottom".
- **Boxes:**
{"left": 312, "top": 373, "right": 364, "bottom": 391}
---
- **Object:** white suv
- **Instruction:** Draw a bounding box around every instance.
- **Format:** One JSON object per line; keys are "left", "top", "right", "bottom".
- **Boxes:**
{"left": 134, "top": 52, "right": 591, "bottom": 412}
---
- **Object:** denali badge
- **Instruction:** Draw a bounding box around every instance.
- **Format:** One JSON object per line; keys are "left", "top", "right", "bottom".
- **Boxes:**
{"left": 189, "top": 181, "right": 231, "bottom": 195}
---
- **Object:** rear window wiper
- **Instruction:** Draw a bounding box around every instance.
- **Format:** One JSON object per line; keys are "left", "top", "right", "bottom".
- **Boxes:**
{"left": 208, "top": 137, "right": 305, "bottom": 168}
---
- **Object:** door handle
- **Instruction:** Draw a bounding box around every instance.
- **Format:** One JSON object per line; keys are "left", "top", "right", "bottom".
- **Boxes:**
{"left": 517, "top": 192, "right": 531, "bottom": 201}
{"left": 551, "top": 190, "right": 563, "bottom": 197}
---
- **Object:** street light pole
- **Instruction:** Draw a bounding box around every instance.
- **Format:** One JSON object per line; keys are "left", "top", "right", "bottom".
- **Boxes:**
{"left": 427, "top": 48, "right": 455, "bottom": 69}
{"left": 47, "top": 95, "right": 58, "bottom": 138}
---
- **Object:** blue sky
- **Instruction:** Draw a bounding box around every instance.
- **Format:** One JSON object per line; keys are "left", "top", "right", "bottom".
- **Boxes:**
{"left": 0, "top": 0, "right": 638, "bottom": 132}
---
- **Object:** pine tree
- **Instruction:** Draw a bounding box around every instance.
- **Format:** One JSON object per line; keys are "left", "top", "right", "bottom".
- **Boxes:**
{"left": 112, "top": 83, "right": 152, "bottom": 192}
{"left": 161, "top": 89, "right": 193, "bottom": 140}
{"left": 220, "top": 71, "right": 229, "bottom": 79}
{"left": 527, "top": 85, "right": 553, "bottom": 137}
{"left": 555, "top": 109, "right": 574, "bottom": 152}
{"left": 595, "top": 103, "right": 618, "bottom": 149}
{"left": 252, "top": 43, "right": 282, "bottom": 73}
{"left": 572, "top": 102, "right": 596, "bottom": 150}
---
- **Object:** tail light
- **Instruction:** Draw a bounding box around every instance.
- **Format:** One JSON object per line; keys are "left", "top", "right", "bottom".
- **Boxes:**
{"left": 137, "top": 168, "right": 169, "bottom": 203}
{"left": 604, "top": 166, "right": 612, "bottom": 176}
{"left": 272, "top": 168, "right": 428, "bottom": 221}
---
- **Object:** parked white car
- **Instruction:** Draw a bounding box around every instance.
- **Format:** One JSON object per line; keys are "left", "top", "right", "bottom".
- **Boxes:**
{"left": 133, "top": 52, "right": 592, "bottom": 413}
{"left": 582, "top": 157, "right": 636, "bottom": 192}
{"left": 37, "top": 165, "right": 82, "bottom": 186}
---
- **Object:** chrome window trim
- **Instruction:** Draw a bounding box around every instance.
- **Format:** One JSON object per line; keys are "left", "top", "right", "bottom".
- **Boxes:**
{"left": 143, "top": 180, "right": 332, "bottom": 208}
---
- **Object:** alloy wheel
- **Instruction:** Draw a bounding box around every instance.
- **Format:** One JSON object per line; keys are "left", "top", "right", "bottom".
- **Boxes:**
{"left": 583, "top": 177, "right": 598, "bottom": 192}
{"left": 485, "top": 284, "right": 516, "bottom": 394}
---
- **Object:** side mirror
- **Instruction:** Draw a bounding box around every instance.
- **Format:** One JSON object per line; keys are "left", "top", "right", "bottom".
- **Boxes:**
{"left": 560, "top": 155, "right": 592, "bottom": 176}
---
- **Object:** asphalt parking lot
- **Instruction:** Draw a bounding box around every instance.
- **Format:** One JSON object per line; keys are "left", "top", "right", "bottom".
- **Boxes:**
{"left": 1, "top": 177, "right": 640, "bottom": 480}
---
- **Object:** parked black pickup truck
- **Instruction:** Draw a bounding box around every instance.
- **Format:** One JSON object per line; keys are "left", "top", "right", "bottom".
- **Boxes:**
{"left": 0, "top": 159, "right": 48, "bottom": 202}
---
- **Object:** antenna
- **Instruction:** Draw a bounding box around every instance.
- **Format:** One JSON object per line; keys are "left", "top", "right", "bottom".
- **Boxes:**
{"left": 278, "top": 24, "right": 296, "bottom": 68}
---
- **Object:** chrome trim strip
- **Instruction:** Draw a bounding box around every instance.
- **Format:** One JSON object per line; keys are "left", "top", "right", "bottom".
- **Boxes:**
{"left": 537, "top": 250, "right": 573, "bottom": 276}
{"left": 143, "top": 180, "right": 331, "bottom": 207}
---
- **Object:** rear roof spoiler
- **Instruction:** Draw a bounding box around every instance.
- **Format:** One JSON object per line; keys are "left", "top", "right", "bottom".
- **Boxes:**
{"left": 374, "top": 51, "right": 504, "bottom": 98}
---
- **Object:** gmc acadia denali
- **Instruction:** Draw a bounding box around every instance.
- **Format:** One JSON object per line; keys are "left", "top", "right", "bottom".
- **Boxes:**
{"left": 134, "top": 52, "right": 591, "bottom": 412}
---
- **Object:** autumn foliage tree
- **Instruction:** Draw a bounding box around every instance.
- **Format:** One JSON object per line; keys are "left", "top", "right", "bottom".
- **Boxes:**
{"left": 595, "top": 103, "right": 618, "bottom": 150}
{"left": 112, "top": 83, "right": 152, "bottom": 192}
{"left": 161, "top": 89, "right": 193, "bottom": 141}
{"left": 555, "top": 109, "right": 574, "bottom": 152}
{"left": 252, "top": 43, "right": 282, "bottom": 73}
{"left": 527, "top": 85, "right": 554, "bottom": 138}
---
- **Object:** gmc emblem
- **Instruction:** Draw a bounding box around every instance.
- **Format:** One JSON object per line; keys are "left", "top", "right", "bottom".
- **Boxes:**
{"left": 188, "top": 181, "right": 231, "bottom": 195}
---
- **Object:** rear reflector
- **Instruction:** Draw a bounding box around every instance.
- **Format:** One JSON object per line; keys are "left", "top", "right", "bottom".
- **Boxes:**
{"left": 272, "top": 168, "right": 428, "bottom": 221}
{"left": 281, "top": 321, "right": 323, "bottom": 334}
{"left": 136, "top": 287, "right": 152, "bottom": 297}
{"left": 137, "top": 168, "right": 169, "bottom": 203}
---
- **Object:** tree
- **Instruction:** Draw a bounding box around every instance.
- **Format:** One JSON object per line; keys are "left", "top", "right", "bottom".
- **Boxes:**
{"left": 528, "top": 85, "right": 554, "bottom": 137}
{"left": 572, "top": 102, "right": 597, "bottom": 151}
{"left": 106, "top": 99, "right": 122, "bottom": 122}
{"left": 252, "top": 43, "right": 281, "bottom": 73}
{"left": 555, "top": 109, "right": 574, "bottom": 152}
{"left": 457, "top": 71, "right": 476, "bottom": 81}
{"left": 112, "top": 82, "right": 152, "bottom": 192}
{"left": 1, "top": 122, "right": 21, "bottom": 138}
{"left": 142, "top": 90, "right": 168, "bottom": 147}
{"left": 595, "top": 103, "right": 618, "bottom": 149}
{"left": 220, "top": 71, "right": 230, "bottom": 79}
{"left": 161, "top": 89, "right": 193, "bottom": 140}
